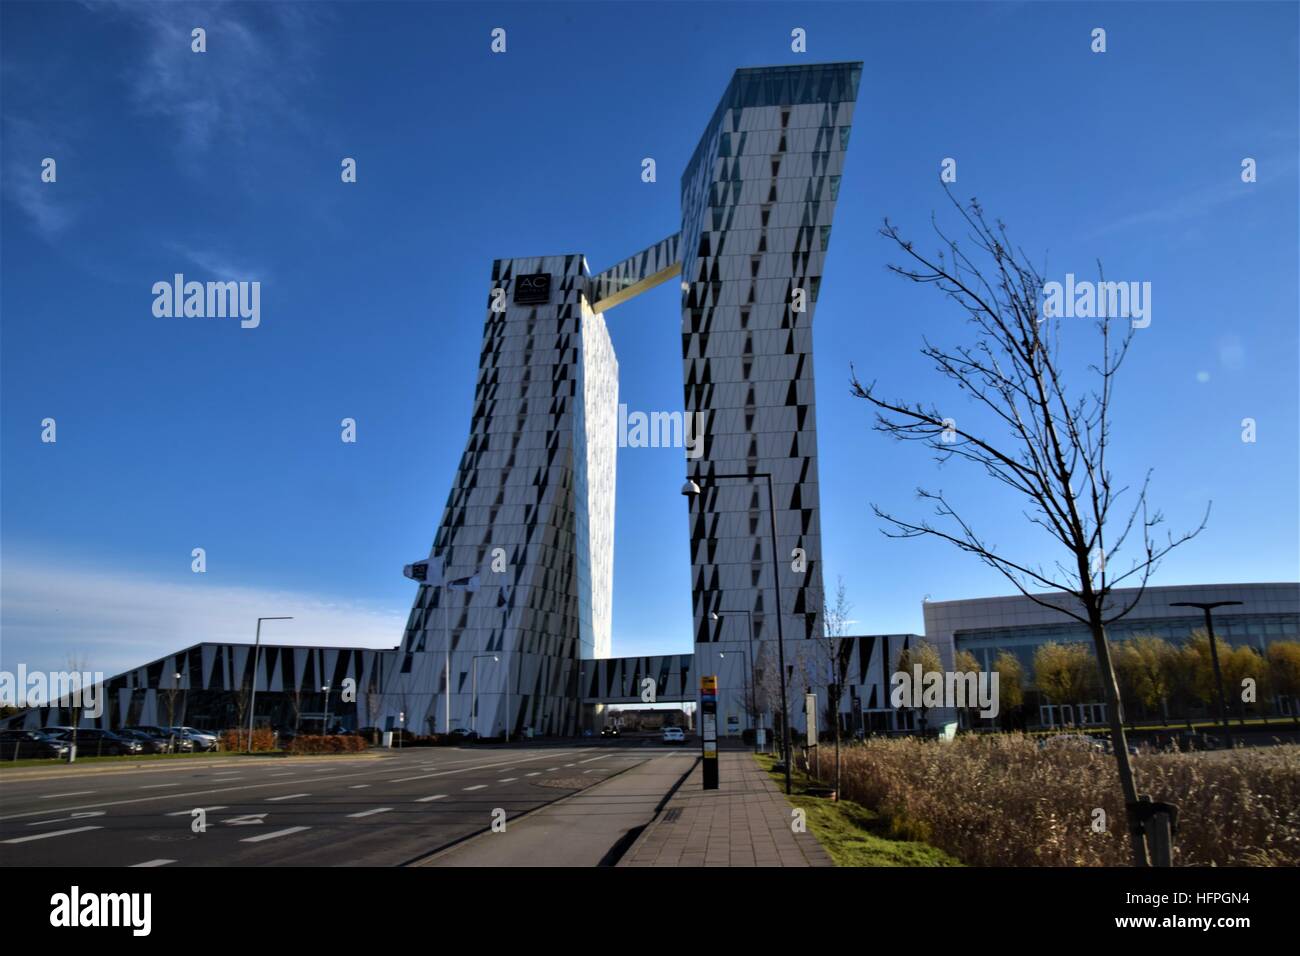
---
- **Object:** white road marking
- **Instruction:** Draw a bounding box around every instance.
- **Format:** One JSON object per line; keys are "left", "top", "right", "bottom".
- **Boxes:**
{"left": 0, "top": 751, "right": 579, "bottom": 824}
{"left": 130, "top": 859, "right": 176, "bottom": 868}
{"left": 349, "top": 784, "right": 370, "bottom": 789}
{"left": 141, "top": 783, "right": 179, "bottom": 789}
{"left": 39, "top": 791, "right": 95, "bottom": 799}
{"left": 579, "top": 754, "right": 610, "bottom": 764}
{"left": 463, "top": 784, "right": 486, "bottom": 791}
{"left": 546, "top": 767, "right": 558, "bottom": 771}
{"left": 416, "top": 795, "right": 447, "bottom": 802}
{"left": 26, "top": 811, "right": 106, "bottom": 827}
{"left": 166, "top": 806, "right": 225, "bottom": 816}
{"left": 4, "top": 825, "right": 102, "bottom": 844}
{"left": 224, "top": 814, "right": 268, "bottom": 826}
{"left": 269, "top": 772, "right": 294, "bottom": 777}
{"left": 240, "top": 826, "right": 309, "bottom": 843}
{"left": 499, "top": 777, "right": 517, "bottom": 783}
{"left": 347, "top": 807, "right": 393, "bottom": 818}
{"left": 564, "top": 763, "right": 575, "bottom": 768}
{"left": 266, "top": 793, "right": 308, "bottom": 802}
{"left": 525, "top": 772, "right": 540, "bottom": 777}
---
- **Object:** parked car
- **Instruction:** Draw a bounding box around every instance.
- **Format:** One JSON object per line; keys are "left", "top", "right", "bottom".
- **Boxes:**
{"left": 173, "top": 726, "right": 219, "bottom": 751}
{"left": 119, "top": 725, "right": 190, "bottom": 752}
{"left": 162, "top": 727, "right": 213, "bottom": 752}
{"left": 600, "top": 726, "right": 620, "bottom": 738}
{"left": 661, "top": 726, "right": 686, "bottom": 744}
{"left": 0, "top": 729, "right": 70, "bottom": 760}
{"left": 119, "top": 728, "right": 173, "bottom": 754}
{"left": 50, "top": 728, "right": 143, "bottom": 756}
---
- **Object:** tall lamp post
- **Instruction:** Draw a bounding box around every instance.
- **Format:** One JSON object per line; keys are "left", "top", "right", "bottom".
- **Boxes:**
{"left": 321, "top": 682, "right": 332, "bottom": 735}
{"left": 1171, "top": 600, "right": 1243, "bottom": 749}
{"left": 166, "top": 670, "right": 182, "bottom": 729}
{"left": 710, "top": 610, "right": 757, "bottom": 747}
{"left": 683, "top": 473, "right": 792, "bottom": 795}
{"left": 442, "top": 574, "right": 481, "bottom": 733}
{"left": 472, "top": 654, "right": 499, "bottom": 738}
{"left": 248, "top": 616, "right": 293, "bottom": 753}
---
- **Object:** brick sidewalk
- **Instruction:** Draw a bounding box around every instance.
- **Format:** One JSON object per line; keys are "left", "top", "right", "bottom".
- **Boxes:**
{"left": 618, "top": 752, "right": 832, "bottom": 867}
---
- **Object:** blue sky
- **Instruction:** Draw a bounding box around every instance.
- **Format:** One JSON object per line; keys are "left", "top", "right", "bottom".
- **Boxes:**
{"left": 2, "top": 1, "right": 1297, "bottom": 676}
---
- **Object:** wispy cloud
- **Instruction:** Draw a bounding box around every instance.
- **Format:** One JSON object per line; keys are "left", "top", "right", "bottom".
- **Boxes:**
{"left": 1, "top": 558, "right": 403, "bottom": 677}
{"left": 1085, "top": 153, "right": 1298, "bottom": 239}
{"left": 1, "top": 115, "right": 77, "bottom": 240}
{"left": 168, "top": 241, "right": 264, "bottom": 281}
{"left": 93, "top": 1, "right": 325, "bottom": 159}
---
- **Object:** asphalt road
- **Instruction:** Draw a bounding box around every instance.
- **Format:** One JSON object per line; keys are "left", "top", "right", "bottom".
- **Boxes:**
{"left": 0, "top": 745, "right": 667, "bottom": 867}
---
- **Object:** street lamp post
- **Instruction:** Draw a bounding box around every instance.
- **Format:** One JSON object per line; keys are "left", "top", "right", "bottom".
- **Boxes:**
{"left": 711, "top": 610, "right": 757, "bottom": 748}
{"left": 248, "top": 616, "right": 293, "bottom": 753}
{"left": 1171, "top": 600, "right": 1243, "bottom": 749}
{"left": 442, "top": 574, "right": 482, "bottom": 734}
{"left": 321, "top": 683, "right": 331, "bottom": 735}
{"left": 472, "top": 654, "right": 499, "bottom": 738}
{"left": 683, "top": 473, "right": 792, "bottom": 795}
{"left": 167, "top": 670, "right": 182, "bottom": 729}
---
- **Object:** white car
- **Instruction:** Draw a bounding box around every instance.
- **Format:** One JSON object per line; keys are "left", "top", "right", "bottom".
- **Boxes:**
{"left": 661, "top": 726, "right": 686, "bottom": 744}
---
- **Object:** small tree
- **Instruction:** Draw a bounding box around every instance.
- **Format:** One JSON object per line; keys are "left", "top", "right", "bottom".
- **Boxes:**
{"left": 953, "top": 649, "right": 982, "bottom": 728}
{"left": 365, "top": 679, "right": 384, "bottom": 744}
{"left": 808, "top": 576, "right": 855, "bottom": 793}
{"left": 1033, "top": 642, "right": 1096, "bottom": 723}
{"left": 897, "top": 640, "right": 943, "bottom": 734}
{"left": 993, "top": 650, "right": 1024, "bottom": 729}
{"left": 747, "top": 643, "right": 779, "bottom": 743}
{"left": 1184, "top": 632, "right": 1223, "bottom": 716}
{"left": 852, "top": 190, "right": 1208, "bottom": 863}
{"left": 62, "top": 653, "right": 92, "bottom": 760}
{"left": 233, "top": 675, "right": 251, "bottom": 751}
{"left": 1161, "top": 641, "right": 1200, "bottom": 731}
{"left": 1113, "top": 636, "right": 1173, "bottom": 725}
{"left": 1267, "top": 641, "right": 1300, "bottom": 725}
{"left": 1222, "top": 643, "right": 1266, "bottom": 725}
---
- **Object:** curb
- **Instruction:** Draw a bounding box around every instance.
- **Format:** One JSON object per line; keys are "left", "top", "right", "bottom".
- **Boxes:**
{"left": 403, "top": 755, "right": 666, "bottom": 867}
{"left": 613, "top": 755, "right": 701, "bottom": 866}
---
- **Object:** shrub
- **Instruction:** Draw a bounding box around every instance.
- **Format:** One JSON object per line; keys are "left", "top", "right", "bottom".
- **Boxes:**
{"left": 220, "top": 728, "right": 276, "bottom": 752}
{"left": 802, "top": 734, "right": 1300, "bottom": 866}
{"left": 287, "top": 734, "right": 369, "bottom": 754}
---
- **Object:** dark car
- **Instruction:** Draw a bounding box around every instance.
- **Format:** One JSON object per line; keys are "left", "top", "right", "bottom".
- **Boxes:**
{"left": 600, "top": 726, "right": 620, "bottom": 738}
{"left": 0, "top": 729, "right": 69, "bottom": 760}
{"left": 119, "top": 728, "right": 172, "bottom": 754}
{"left": 52, "top": 728, "right": 143, "bottom": 756}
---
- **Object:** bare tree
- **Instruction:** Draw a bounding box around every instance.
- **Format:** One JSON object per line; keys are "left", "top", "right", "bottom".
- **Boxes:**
{"left": 851, "top": 189, "right": 1208, "bottom": 865}
{"left": 809, "top": 576, "right": 854, "bottom": 794}
{"left": 365, "top": 679, "right": 384, "bottom": 744}
{"left": 63, "top": 653, "right": 93, "bottom": 761}
{"left": 747, "top": 643, "right": 780, "bottom": 746}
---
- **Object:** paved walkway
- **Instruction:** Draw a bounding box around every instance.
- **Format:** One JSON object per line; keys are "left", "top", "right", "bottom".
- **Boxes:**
{"left": 619, "top": 752, "right": 832, "bottom": 867}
